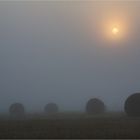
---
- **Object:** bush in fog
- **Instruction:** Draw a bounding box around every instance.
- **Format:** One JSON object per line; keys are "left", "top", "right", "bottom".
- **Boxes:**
{"left": 44, "top": 103, "right": 59, "bottom": 114}
{"left": 9, "top": 103, "right": 25, "bottom": 118}
{"left": 86, "top": 98, "right": 105, "bottom": 114}
{"left": 125, "top": 93, "right": 140, "bottom": 117}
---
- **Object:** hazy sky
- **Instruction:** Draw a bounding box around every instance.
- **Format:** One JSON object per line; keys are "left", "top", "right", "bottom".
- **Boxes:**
{"left": 0, "top": 1, "right": 140, "bottom": 112}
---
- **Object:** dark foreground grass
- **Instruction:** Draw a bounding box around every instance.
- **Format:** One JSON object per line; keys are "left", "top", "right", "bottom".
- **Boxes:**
{"left": 0, "top": 112, "right": 140, "bottom": 138}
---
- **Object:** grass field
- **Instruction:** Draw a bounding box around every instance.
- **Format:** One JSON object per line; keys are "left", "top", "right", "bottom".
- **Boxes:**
{"left": 0, "top": 112, "right": 140, "bottom": 138}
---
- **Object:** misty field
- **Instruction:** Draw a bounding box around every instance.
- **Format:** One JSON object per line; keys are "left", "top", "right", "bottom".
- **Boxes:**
{"left": 0, "top": 112, "right": 140, "bottom": 139}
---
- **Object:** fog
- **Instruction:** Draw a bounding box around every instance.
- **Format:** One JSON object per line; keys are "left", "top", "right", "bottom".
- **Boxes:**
{"left": 0, "top": 1, "right": 140, "bottom": 113}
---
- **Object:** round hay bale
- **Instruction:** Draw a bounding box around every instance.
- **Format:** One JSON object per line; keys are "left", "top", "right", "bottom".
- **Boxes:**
{"left": 86, "top": 98, "right": 105, "bottom": 114}
{"left": 9, "top": 103, "right": 25, "bottom": 118}
{"left": 44, "top": 103, "right": 59, "bottom": 114}
{"left": 125, "top": 93, "right": 140, "bottom": 117}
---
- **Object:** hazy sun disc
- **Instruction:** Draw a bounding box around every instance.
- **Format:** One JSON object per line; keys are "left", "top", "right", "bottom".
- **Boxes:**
{"left": 112, "top": 27, "right": 119, "bottom": 35}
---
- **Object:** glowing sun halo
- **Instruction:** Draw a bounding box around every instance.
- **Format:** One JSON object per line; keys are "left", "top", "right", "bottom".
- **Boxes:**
{"left": 112, "top": 27, "right": 119, "bottom": 35}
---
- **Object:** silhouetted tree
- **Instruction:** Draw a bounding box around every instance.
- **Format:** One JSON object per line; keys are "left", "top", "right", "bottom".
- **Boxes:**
{"left": 125, "top": 93, "right": 140, "bottom": 117}
{"left": 86, "top": 98, "right": 105, "bottom": 114}
{"left": 9, "top": 103, "right": 25, "bottom": 118}
{"left": 44, "top": 103, "right": 59, "bottom": 114}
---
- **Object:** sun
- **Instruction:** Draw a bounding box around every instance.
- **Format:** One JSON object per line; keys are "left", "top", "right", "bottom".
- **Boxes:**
{"left": 112, "top": 27, "right": 119, "bottom": 35}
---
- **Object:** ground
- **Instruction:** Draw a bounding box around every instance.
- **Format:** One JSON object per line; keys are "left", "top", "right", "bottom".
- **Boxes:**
{"left": 0, "top": 112, "right": 140, "bottom": 138}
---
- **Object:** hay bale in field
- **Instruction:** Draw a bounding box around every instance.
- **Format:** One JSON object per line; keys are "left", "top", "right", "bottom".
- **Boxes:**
{"left": 44, "top": 103, "right": 59, "bottom": 114}
{"left": 9, "top": 103, "right": 25, "bottom": 118}
{"left": 124, "top": 93, "right": 140, "bottom": 117}
{"left": 86, "top": 98, "right": 105, "bottom": 114}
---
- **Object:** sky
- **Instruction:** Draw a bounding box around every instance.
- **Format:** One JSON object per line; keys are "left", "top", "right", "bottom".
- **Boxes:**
{"left": 0, "top": 1, "right": 140, "bottom": 112}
